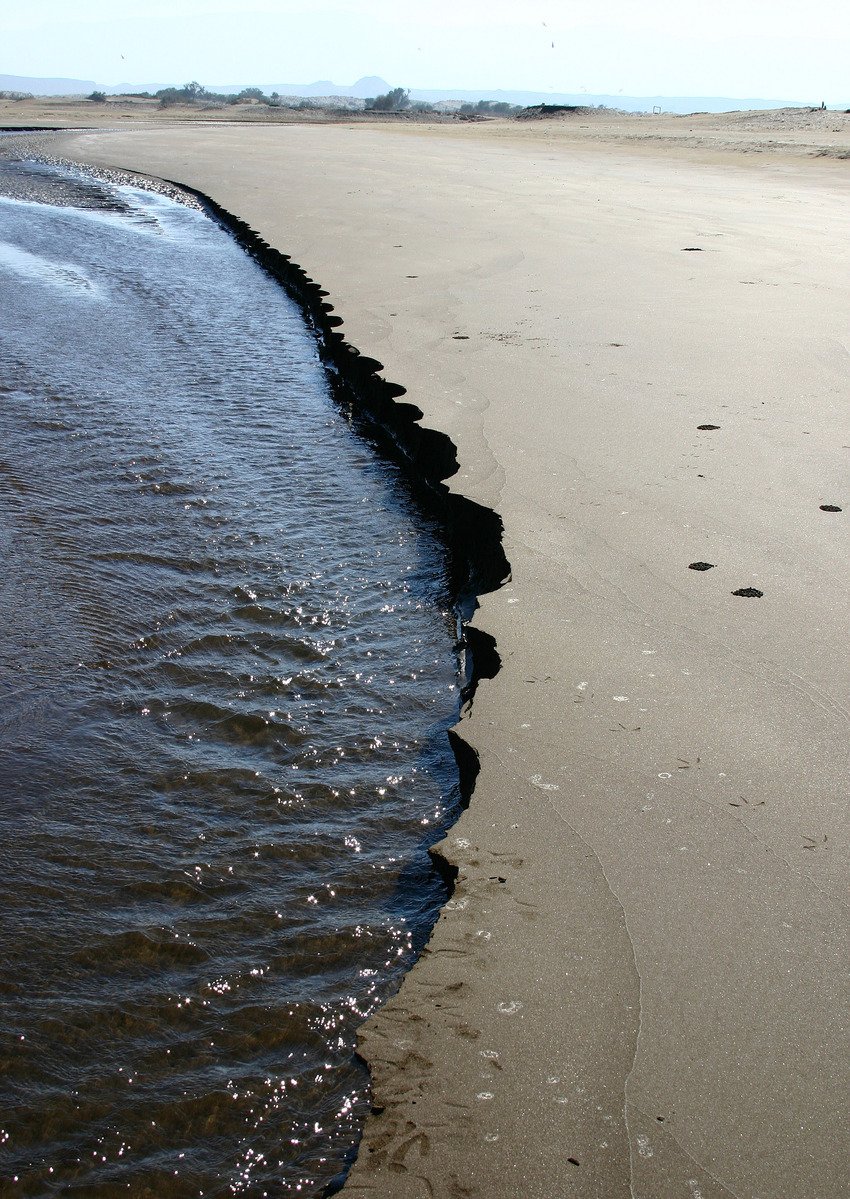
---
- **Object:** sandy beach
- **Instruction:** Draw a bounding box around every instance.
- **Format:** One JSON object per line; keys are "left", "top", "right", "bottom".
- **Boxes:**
{"left": 19, "top": 110, "right": 848, "bottom": 1196}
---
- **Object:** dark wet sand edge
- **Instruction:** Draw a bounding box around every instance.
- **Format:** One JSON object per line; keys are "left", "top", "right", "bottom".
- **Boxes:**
{"left": 143, "top": 174, "right": 515, "bottom": 1196}
{"left": 6, "top": 141, "right": 514, "bottom": 1193}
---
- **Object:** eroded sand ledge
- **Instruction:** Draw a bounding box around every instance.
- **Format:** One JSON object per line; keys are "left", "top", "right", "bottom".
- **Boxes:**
{"left": 47, "top": 117, "right": 849, "bottom": 1198}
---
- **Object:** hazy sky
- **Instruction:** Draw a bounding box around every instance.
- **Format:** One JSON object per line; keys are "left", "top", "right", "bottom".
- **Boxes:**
{"left": 3, "top": 0, "right": 849, "bottom": 99}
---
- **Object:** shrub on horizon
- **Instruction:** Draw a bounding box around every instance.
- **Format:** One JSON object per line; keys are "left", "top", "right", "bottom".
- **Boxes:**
{"left": 368, "top": 87, "right": 411, "bottom": 111}
{"left": 156, "top": 81, "right": 208, "bottom": 107}
{"left": 459, "top": 99, "right": 520, "bottom": 116}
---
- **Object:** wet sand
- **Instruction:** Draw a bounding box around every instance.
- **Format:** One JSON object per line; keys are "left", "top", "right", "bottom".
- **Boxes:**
{"left": 38, "top": 115, "right": 850, "bottom": 1197}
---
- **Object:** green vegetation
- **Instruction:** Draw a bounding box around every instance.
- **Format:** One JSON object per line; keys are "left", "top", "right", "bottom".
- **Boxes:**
{"left": 458, "top": 99, "right": 521, "bottom": 116}
{"left": 366, "top": 87, "right": 411, "bottom": 111}
{"left": 134, "top": 81, "right": 523, "bottom": 119}
{"left": 156, "top": 80, "right": 207, "bottom": 106}
{"left": 155, "top": 81, "right": 292, "bottom": 109}
{"left": 87, "top": 90, "right": 107, "bottom": 102}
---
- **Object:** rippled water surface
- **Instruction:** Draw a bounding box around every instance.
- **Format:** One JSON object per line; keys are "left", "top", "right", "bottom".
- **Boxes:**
{"left": 0, "top": 160, "right": 459, "bottom": 1196}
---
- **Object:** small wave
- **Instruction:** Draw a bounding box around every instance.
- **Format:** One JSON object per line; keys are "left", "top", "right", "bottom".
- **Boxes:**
{"left": 71, "top": 928, "right": 210, "bottom": 971}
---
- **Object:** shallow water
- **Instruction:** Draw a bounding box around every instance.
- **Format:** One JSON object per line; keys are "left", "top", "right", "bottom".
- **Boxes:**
{"left": 0, "top": 160, "right": 459, "bottom": 1196}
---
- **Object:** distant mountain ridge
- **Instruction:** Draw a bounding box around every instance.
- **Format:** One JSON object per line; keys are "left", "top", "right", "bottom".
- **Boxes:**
{"left": 1, "top": 73, "right": 837, "bottom": 114}
{"left": 1, "top": 72, "right": 100, "bottom": 95}
{"left": 0, "top": 73, "right": 392, "bottom": 99}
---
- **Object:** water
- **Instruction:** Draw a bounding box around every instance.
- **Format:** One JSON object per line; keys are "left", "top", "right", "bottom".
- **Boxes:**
{"left": 0, "top": 160, "right": 460, "bottom": 1197}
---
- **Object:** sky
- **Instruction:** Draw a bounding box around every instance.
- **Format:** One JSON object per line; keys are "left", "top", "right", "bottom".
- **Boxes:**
{"left": 3, "top": 0, "right": 850, "bottom": 100}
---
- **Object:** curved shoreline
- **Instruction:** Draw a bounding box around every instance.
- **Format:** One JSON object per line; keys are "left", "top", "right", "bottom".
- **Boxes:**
{"left": 10, "top": 144, "right": 514, "bottom": 1191}
{"left": 168, "top": 179, "right": 514, "bottom": 1190}
{"left": 176, "top": 179, "right": 511, "bottom": 602}
{"left": 0, "top": 154, "right": 486, "bottom": 1194}
{"left": 169, "top": 182, "right": 514, "bottom": 1196}
{"left": 24, "top": 121, "right": 850, "bottom": 1199}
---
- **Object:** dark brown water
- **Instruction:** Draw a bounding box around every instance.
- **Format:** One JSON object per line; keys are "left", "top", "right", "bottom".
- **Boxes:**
{"left": 0, "top": 161, "right": 459, "bottom": 1197}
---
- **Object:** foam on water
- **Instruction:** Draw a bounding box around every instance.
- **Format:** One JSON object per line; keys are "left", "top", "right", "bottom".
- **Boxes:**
{"left": 0, "top": 238, "right": 102, "bottom": 295}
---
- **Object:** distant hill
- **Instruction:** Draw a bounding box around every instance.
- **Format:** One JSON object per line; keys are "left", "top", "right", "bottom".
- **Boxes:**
{"left": 0, "top": 73, "right": 394, "bottom": 99}
{"left": 244, "top": 76, "right": 390, "bottom": 99}
{"left": 2, "top": 73, "right": 841, "bottom": 114}
{"left": 1, "top": 73, "right": 98, "bottom": 95}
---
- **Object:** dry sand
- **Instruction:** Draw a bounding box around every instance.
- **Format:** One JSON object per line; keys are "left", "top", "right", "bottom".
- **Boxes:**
{"left": 18, "top": 111, "right": 848, "bottom": 1196}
